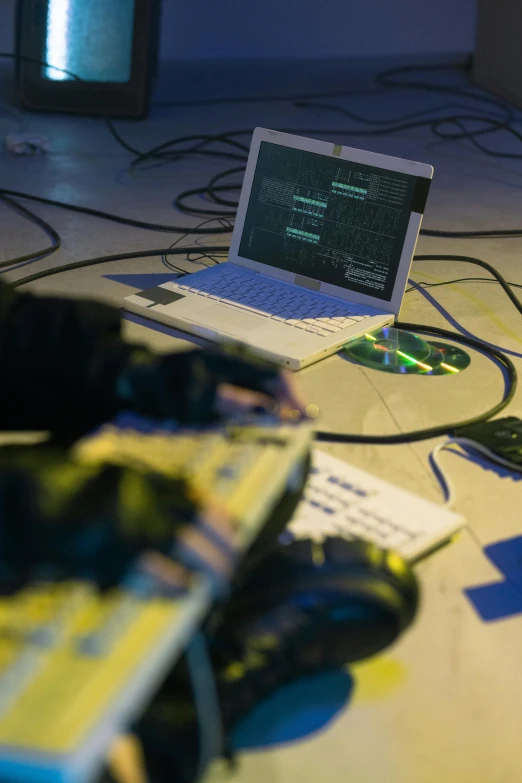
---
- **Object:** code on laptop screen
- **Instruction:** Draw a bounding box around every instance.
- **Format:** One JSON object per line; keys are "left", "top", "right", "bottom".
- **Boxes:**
{"left": 238, "top": 141, "right": 426, "bottom": 301}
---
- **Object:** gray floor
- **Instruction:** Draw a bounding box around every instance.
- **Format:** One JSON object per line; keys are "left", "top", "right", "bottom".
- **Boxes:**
{"left": 1, "top": 55, "right": 522, "bottom": 783}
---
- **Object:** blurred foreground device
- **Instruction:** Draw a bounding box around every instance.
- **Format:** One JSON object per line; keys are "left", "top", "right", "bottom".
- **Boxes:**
{"left": 474, "top": 0, "right": 522, "bottom": 109}
{"left": 16, "top": 0, "right": 161, "bottom": 117}
{"left": 0, "top": 421, "right": 311, "bottom": 783}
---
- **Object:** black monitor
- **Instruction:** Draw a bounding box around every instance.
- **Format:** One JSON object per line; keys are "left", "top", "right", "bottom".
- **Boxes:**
{"left": 16, "top": 0, "right": 161, "bottom": 118}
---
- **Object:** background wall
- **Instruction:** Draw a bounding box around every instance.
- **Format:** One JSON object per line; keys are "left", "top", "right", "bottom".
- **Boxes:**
{"left": 0, "top": 0, "right": 477, "bottom": 60}
{"left": 160, "top": 0, "right": 478, "bottom": 59}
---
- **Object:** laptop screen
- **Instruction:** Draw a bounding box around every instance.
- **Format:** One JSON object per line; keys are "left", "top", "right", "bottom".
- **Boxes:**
{"left": 238, "top": 141, "right": 426, "bottom": 302}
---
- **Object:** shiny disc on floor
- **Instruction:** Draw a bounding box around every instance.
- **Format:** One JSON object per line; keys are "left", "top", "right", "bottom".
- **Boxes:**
{"left": 343, "top": 327, "right": 437, "bottom": 374}
{"left": 424, "top": 341, "right": 471, "bottom": 375}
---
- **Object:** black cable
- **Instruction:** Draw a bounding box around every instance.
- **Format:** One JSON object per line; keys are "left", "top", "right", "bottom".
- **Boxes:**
{"left": 371, "top": 62, "right": 522, "bottom": 160}
{"left": 172, "top": 138, "right": 522, "bottom": 236}
{"left": 3, "top": 55, "right": 522, "bottom": 280}
{"left": 177, "top": 158, "right": 522, "bottom": 237}
{"left": 162, "top": 218, "right": 232, "bottom": 272}
{"left": 7, "top": 51, "right": 522, "bottom": 235}
{"left": 139, "top": 59, "right": 522, "bottom": 214}
{"left": 161, "top": 55, "right": 522, "bottom": 225}
{"left": 133, "top": 147, "right": 248, "bottom": 168}
{"left": 431, "top": 116, "right": 522, "bottom": 160}
{"left": 152, "top": 60, "right": 511, "bottom": 124}
{"left": 130, "top": 134, "right": 249, "bottom": 171}
{"left": 3, "top": 174, "right": 519, "bottom": 244}
{"left": 316, "top": 250, "right": 522, "bottom": 444}
{"left": 186, "top": 250, "right": 227, "bottom": 266}
{"left": 0, "top": 51, "right": 81, "bottom": 81}
{"left": 0, "top": 194, "right": 61, "bottom": 269}
{"left": 207, "top": 167, "right": 246, "bottom": 208}
{"left": 413, "top": 255, "right": 522, "bottom": 316}
{"left": 0, "top": 50, "right": 237, "bottom": 232}
{"left": 9, "top": 246, "right": 228, "bottom": 289}
{"left": 2, "top": 50, "right": 147, "bottom": 161}
{"left": 294, "top": 98, "right": 512, "bottom": 129}
{"left": 174, "top": 185, "right": 239, "bottom": 218}
{"left": 154, "top": 86, "right": 389, "bottom": 109}
{"left": 177, "top": 156, "right": 522, "bottom": 237}
{"left": 420, "top": 227, "right": 522, "bottom": 238}
{"left": 105, "top": 117, "right": 144, "bottom": 156}
{"left": 294, "top": 102, "right": 522, "bottom": 159}
{"left": 0, "top": 189, "right": 233, "bottom": 235}
{"left": 406, "top": 276, "right": 522, "bottom": 293}
{"left": 0, "top": 52, "right": 237, "bottom": 234}
{"left": 375, "top": 61, "right": 516, "bottom": 122}
{"left": 14, "top": 51, "right": 517, "bottom": 171}
{"left": 315, "top": 322, "right": 517, "bottom": 444}
{"left": 130, "top": 144, "right": 248, "bottom": 170}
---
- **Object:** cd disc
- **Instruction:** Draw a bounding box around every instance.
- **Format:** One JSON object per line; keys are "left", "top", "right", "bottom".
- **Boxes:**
{"left": 343, "top": 327, "right": 434, "bottom": 374}
{"left": 425, "top": 341, "right": 471, "bottom": 375}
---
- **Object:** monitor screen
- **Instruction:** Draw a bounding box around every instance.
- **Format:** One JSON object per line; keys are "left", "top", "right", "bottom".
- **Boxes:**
{"left": 44, "top": 0, "right": 136, "bottom": 83}
{"left": 238, "top": 141, "right": 421, "bottom": 301}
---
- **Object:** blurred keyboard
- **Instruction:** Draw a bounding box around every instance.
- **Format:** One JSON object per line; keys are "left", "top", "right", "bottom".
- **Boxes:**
{"left": 0, "top": 421, "right": 311, "bottom": 783}
{"left": 289, "top": 450, "right": 464, "bottom": 561}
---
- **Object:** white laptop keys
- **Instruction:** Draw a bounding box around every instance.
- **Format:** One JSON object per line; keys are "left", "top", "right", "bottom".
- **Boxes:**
{"left": 124, "top": 128, "right": 433, "bottom": 370}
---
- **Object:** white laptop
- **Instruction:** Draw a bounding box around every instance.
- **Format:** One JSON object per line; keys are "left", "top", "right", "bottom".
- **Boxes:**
{"left": 124, "top": 128, "right": 433, "bottom": 370}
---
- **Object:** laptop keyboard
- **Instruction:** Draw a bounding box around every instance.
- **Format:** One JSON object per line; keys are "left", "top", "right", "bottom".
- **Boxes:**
{"left": 177, "top": 267, "right": 370, "bottom": 337}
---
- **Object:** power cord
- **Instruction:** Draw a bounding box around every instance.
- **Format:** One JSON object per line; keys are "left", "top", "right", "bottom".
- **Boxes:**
{"left": 162, "top": 218, "right": 232, "bottom": 273}
{"left": 8, "top": 246, "right": 227, "bottom": 289}
{"left": 0, "top": 194, "right": 61, "bottom": 269}
{"left": 0, "top": 189, "right": 233, "bottom": 236}
{"left": 293, "top": 101, "right": 518, "bottom": 152}
{"left": 129, "top": 133, "right": 249, "bottom": 171}
{"left": 375, "top": 61, "right": 516, "bottom": 121}
{"left": 412, "top": 255, "right": 522, "bottom": 316}
{"left": 430, "top": 436, "right": 522, "bottom": 508}
{"left": 406, "top": 277, "right": 522, "bottom": 294}
{"left": 314, "top": 321, "right": 517, "bottom": 445}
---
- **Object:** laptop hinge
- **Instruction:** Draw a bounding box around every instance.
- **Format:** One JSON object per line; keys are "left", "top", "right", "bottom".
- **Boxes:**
{"left": 294, "top": 275, "right": 320, "bottom": 292}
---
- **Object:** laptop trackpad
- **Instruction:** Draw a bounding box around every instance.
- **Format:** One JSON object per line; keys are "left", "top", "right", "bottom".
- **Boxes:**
{"left": 190, "top": 305, "right": 265, "bottom": 333}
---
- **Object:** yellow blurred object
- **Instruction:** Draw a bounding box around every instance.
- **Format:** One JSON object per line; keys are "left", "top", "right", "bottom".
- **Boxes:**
{"left": 0, "top": 421, "right": 311, "bottom": 783}
{"left": 351, "top": 657, "right": 406, "bottom": 702}
{"left": 109, "top": 734, "right": 149, "bottom": 783}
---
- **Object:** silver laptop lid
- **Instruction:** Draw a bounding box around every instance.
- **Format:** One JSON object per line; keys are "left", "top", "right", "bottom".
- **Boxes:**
{"left": 228, "top": 128, "right": 433, "bottom": 317}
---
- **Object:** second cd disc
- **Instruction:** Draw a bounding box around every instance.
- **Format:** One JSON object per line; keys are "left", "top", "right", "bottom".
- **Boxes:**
{"left": 343, "top": 326, "right": 435, "bottom": 374}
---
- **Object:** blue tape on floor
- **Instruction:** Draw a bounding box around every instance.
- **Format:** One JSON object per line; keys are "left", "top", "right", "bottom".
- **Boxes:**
{"left": 484, "top": 536, "right": 522, "bottom": 587}
{"left": 104, "top": 273, "right": 180, "bottom": 289}
{"left": 464, "top": 581, "right": 522, "bottom": 622}
{"left": 465, "top": 536, "right": 522, "bottom": 622}
{"left": 230, "top": 670, "right": 353, "bottom": 751}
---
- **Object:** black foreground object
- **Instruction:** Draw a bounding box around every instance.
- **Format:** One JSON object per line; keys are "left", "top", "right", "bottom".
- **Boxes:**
{"left": 133, "top": 536, "right": 420, "bottom": 783}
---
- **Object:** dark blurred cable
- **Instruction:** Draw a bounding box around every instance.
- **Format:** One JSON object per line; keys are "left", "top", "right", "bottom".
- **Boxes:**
{"left": 0, "top": 189, "right": 233, "bottom": 235}
{"left": 10, "top": 245, "right": 229, "bottom": 288}
{"left": 0, "top": 194, "right": 61, "bottom": 269}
